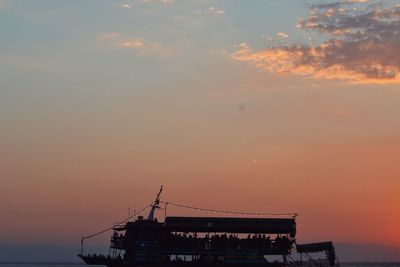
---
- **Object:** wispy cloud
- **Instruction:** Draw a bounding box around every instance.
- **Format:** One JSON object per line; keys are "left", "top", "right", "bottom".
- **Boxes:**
{"left": 142, "top": 0, "right": 173, "bottom": 4}
{"left": 277, "top": 32, "right": 289, "bottom": 39}
{"left": 347, "top": 0, "right": 369, "bottom": 3}
{"left": 119, "top": 38, "right": 164, "bottom": 55}
{"left": 120, "top": 39, "right": 145, "bottom": 48}
{"left": 98, "top": 32, "right": 166, "bottom": 56}
{"left": 232, "top": 1, "right": 400, "bottom": 84}
{"left": 97, "top": 32, "right": 121, "bottom": 40}
{"left": 121, "top": 2, "right": 132, "bottom": 9}
{"left": 208, "top": 6, "right": 225, "bottom": 16}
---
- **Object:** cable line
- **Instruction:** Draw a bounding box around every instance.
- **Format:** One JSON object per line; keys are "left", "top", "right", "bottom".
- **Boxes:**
{"left": 161, "top": 201, "right": 297, "bottom": 218}
{"left": 81, "top": 203, "right": 151, "bottom": 240}
{"left": 80, "top": 203, "right": 151, "bottom": 254}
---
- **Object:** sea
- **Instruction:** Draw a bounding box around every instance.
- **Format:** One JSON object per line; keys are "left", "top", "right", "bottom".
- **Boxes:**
{"left": 1, "top": 263, "right": 400, "bottom": 267}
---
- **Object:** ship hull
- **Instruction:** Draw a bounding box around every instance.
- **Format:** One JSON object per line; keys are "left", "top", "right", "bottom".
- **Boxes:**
{"left": 79, "top": 255, "right": 285, "bottom": 267}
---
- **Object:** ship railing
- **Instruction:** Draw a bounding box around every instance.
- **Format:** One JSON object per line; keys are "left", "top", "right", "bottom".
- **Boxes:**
{"left": 132, "top": 247, "right": 291, "bottom": 256}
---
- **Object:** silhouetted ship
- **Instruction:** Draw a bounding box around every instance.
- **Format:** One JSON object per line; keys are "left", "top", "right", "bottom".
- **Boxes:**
{"left": 79, "top": 187, "right": 339, "bottom": 267}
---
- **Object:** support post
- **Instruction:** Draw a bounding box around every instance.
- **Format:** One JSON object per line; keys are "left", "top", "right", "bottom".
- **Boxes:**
{"left": 164, "top": 202, "right": 169, "bottom": 221}
{"left": 81, "top": 236, "right": 84, "bottom": 255}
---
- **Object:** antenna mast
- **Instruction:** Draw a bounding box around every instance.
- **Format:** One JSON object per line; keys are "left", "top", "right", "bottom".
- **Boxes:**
{"left": 147, "top": 186, "right": 163, "bottom": 221}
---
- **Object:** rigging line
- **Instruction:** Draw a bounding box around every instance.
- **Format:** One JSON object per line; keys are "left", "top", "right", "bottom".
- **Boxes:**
{"left": 82, "top": 203, "right": 151, "bottom": 240}
{"left": 115, "top": 203, "right": 151, "bottom": 226}
{"left": 161, "top": 201, "right": 298, "bottom": 217}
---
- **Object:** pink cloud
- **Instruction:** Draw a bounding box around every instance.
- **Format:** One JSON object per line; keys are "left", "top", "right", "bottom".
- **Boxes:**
{"left": 233, "top": 1, "right": 400, "bottom": 84}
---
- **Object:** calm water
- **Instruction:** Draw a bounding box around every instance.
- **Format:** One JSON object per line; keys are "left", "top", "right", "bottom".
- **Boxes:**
{"left": 1, "top": 263, "right": 400, "bottom": 267}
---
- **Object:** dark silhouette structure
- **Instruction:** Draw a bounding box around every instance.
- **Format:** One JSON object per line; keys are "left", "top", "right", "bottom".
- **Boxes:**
{"left": 296, "top": 242, "right": 337, "bottom": 266}
{"left": 79, "top": 187, "right": 339, "bottom": 267}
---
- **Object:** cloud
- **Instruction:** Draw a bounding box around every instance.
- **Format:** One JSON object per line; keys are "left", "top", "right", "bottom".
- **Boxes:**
{"left": 98, "top": 32, "right": 121, "bottom": 40}
{"left": 120, "top": 39, "right": 145, "bottom": 48}
{"left": 121, "top": 2, "right": 131, "bottom": 9}
{"left": 142, "top": 0, "right": 173, "bottom": 4}
{"left": 98, "top": 32, "right": 165, "bottom": 56}
{"left": 208, "top": 6, "right": 225, "bottom": 16}
{"left": 347, "top": 0, "right": 369, "bottom": 3}
{"left": 119, "top": 38, "right": 164, "bottom": 55}
{"left": 277, "top": 32, "right": 289, "bottom": 39}
{"left": 232, "top": 1, "right": 400, "bottom": 84}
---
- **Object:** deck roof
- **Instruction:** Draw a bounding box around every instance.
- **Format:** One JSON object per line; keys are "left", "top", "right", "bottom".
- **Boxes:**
{"left": 164, "top": 216, "right": 296, "bottom": 234}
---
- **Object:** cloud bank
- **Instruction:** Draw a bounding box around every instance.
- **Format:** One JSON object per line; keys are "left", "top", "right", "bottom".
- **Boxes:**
{"left": 233, "top": 1, "right": 400, "bottom": 84}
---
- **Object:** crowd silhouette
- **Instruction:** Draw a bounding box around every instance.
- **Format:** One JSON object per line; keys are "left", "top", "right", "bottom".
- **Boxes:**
{"left": 111, "top": 231, "right": 125, "bottom": 248}
{"left": 165, "top": 232, "right": 292, "bottom": 252}
{"left": 110, "top": 231, "right": 293, "bottom": 252}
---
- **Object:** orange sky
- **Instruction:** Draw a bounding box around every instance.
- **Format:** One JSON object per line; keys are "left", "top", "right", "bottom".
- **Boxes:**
{"left": 0, "top": 0, "right": 400, "bottom": 249}
{"left": 1, "top": 80, "right": 400, "bottom": 247}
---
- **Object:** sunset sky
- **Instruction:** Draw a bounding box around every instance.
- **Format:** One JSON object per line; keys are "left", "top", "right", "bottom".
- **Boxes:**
{"left": 1, "top": 0, "right": 400, "bottom": 249}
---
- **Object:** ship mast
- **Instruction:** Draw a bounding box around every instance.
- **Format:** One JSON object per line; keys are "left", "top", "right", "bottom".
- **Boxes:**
{"left": 147, "top": 185, "right": 163, "bottom": 221}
